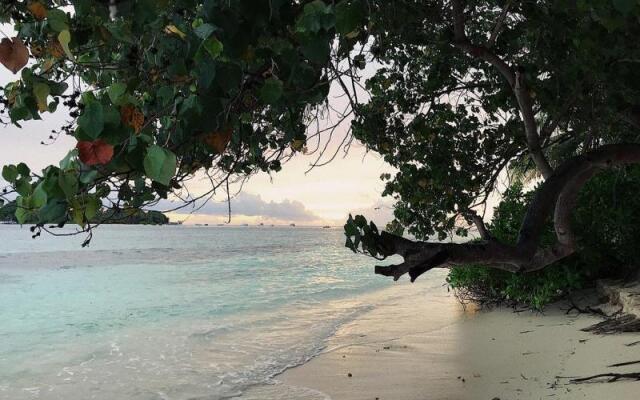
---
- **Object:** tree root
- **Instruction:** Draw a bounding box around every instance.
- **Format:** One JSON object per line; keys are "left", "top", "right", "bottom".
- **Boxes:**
{"left": 565, "top": 294, "right": 614, "bottom": 317}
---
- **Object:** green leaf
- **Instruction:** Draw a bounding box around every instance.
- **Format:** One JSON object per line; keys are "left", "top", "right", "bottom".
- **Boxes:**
{"left": 335, "top": 0, "right": 365, "bottom": 36}
{"left": 179, "top": 95, "right": 202, "bottom": 117}
{"left": 49, "top": 81, "right": 69, "bottom": 96}
{"left": 259, "top": 78, "right": 284, "bottom": 104}
{"left": 194, "top": 23, "right": 216, "bottom": 39}
{"left": 300, "top": 33, "right": 331, "bottom": 64}
{"left": 297, "top": 0, "right": 334, "bottom": 33}
{"left": 106, "top": 22, "right": 135, "bottom": 44}
{"left": 32, "top": 183, "right": 48, "bottom": 208}
{"left": 57, "top": 30, "right": 74, "bottom": 60}
{"left": 14, "top": 179, "right": 32, "bottom": 196}
{"left": 202, "top": 37, "right": 224, "bottom": 59}
{"left": 84, "top": 195, "right": 100, "bottom": 221}
{"left": 16, "top": 163, "right": 30, "bottom": 176}
{"left": 78, "top": 100, "right": 104, "bottom": 139}
{"left": 15, "top": 197, "right": 29, "bottom": 224}
{"left": 143, "top": 145, "right": 177, "bottom": 186}
{"left": 59, "top": 149, "right": 78, "bottom": 170}
{"left": 354, "top": 214, "right": 367, "bottom": 227}
{"left": 613, "top": 0, "right": 636, "bottom": 14}
{"left": 344, "top": 222, "right": 358, "bottom": 237}
{"left": 47, "top": 9, "right": 69, "bottom": 32}
{"left": 196, "top": 58, "right": 217, "bottom": 89}
{"left": 157, "top": 86, "right": 175, "bottom": 106}
{"left": 33, "top": 82, "right": 50, "bottom": 112}
{"left": 2, "top": 165, "right": 18, "bottom": 183}
{"left": 80, "top": 170, "right": 98, "bottom": 184}
{"left": 58, "top": 171, "right": 78, "bottom": 198}
{"left": 108, "top": 82, "right": 127, "bottom": 104}
{"left": 71, "top": 205, "right": 84, "bottom": 226}
{"left": 39, "top": 200, "right": 68, "bottom": 223}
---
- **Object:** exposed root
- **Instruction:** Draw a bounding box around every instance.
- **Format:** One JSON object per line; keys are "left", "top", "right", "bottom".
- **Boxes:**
{"left": 566, "top": 295, "right": 612, "bottom": 317}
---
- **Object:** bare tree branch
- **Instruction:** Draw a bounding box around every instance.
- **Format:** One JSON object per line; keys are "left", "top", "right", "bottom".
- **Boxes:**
{"left": 451, "top": 0, "right": 554, "bottom": 179}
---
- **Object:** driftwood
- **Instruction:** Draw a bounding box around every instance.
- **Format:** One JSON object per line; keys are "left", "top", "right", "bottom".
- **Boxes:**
{"left": 581, "top": 314, "right": 640, "bottom": 334}
{"left": 568, "top": 373, "right": 640, "bottom": 383}
{"left": 562, "top": 357, "right": 640, "bottom": 384}
{"left": 607, "top": 360, "right": 640, "bottom": 368}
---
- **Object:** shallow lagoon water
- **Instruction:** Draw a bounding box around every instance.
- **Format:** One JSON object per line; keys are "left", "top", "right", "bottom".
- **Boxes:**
{"left": 0, "top": 224, "right": 413, "bottom": 400}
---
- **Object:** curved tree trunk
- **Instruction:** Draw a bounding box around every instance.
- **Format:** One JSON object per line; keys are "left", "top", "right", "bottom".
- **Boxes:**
{"left": 374, "top": 144, "right": 640, "bottom": 282}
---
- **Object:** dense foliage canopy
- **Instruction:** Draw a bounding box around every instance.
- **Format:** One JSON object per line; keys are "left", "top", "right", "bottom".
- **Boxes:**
{"left": 347, "top": 0, "right": 640, "bottom": 240}
{"left": 0, "top": 0, "right": 367, "bottom": 237}
{"left": 343, "top": 0, "right": 640, "bottom": 283}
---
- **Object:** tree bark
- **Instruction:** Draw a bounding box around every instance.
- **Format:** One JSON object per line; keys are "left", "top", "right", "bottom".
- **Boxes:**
{"left": 375, "top": 144, "right": 640, "bottom": 282}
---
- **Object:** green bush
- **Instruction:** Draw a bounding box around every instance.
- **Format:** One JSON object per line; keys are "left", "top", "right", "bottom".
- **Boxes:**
{"left": 574, "top": 166, "right": 640, "bottom": 270}
{"left": 447, "top": 167, "right": 640, "bottom": 310}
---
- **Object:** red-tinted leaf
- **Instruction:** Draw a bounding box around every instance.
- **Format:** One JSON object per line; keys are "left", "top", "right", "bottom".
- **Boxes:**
{"left": 76, "top": 141, "right": 97, "bottom": 165}
{"left": 203, "top": 128, "right": 233, "bottom": 154}
{"left": 27, "top": 2, "right": 48, "bottom": 20}
{"left": 76, "top": 139, "right": 114, "bottom": 166}
{"left": 0, "top": 37, "right": 29, "bottom": 74}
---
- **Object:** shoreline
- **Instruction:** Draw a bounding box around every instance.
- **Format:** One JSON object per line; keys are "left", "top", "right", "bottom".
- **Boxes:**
{"left": 244, "top": 276, "right": 639, "bottom": 399}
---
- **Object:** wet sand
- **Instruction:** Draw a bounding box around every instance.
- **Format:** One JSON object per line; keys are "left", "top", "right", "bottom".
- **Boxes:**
{"left": 273, "top": 276, "right": 639, "bottom": 399}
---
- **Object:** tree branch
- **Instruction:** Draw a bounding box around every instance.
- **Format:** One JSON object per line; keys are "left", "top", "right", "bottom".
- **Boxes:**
{"left": 464, "top": 210, "right": 491, "bottom": 240}
{"left": 374, "top": 144, "right": 640, "bottom": 281}
{"left": 451, "top": 0, "right": 554, "bottom": 179}
{"left": 487, "top": 0, "right": 513, "bottom": 49}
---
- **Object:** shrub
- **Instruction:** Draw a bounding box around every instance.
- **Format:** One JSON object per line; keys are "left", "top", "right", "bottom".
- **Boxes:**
{"left": 447, "top": 167, "right": 640, "bottom": 309}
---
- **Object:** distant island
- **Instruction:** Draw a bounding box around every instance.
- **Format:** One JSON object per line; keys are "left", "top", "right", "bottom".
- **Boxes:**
{"left": 0, "top": 201, "right": 169, "bottom": 225}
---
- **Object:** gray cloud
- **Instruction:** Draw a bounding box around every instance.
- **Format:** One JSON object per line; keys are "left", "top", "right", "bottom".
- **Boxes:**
{"left": 157, "top": 192, "right": 321, "bottom": 222}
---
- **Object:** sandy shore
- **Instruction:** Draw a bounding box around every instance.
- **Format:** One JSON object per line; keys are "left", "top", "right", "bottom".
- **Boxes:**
{"left": 244, "top": 273, "right": 639, "bottom": 399}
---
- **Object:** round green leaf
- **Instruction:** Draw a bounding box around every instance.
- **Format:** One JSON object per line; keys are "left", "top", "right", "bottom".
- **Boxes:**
{"left": 202, "top": 37, "right": 224, "bottom": 59}
{"left": 47, "top": 9, "right": 69, "bottom": 32}
{"left": 259, "top": 78, "right": 284, "bottom": 105}
{"left": 143, "top": 145, "right": 177, "bottom": 186}
{"left": 78, "top": 101, "right": 105, "bottom": 139}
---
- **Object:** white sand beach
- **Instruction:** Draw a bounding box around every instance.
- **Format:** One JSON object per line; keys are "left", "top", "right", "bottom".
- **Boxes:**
{"left": 269, "top": 277, "right": 639, "bottom": 400}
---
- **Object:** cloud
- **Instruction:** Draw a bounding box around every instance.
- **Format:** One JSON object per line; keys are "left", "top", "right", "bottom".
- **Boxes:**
{"left": 156, "top": 192, "right": 321, "bottom": 223}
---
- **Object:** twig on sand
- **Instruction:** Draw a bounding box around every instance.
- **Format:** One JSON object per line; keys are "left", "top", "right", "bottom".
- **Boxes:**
{"left": 582, "top": 314, "right": 640, "bottom": 334}
{"left": 564, "top": 372, "right": 640, "bottom": 383}
{"left": 607, "top": 360, "right": 640, "bottom": 368}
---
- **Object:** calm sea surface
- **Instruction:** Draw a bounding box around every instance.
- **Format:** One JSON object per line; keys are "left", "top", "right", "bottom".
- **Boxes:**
{"left": 0, "top": 225, "right": 420, "bottom": 400}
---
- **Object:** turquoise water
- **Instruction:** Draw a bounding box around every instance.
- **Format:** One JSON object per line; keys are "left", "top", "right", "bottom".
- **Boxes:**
{"left": 0, "top": 225, "right": 399, "bottom": 399}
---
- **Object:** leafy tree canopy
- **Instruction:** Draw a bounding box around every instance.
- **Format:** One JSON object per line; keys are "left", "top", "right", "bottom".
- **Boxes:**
{"left": 0, "top": 0, "right": 368, "bottom": 235}
{"left": 350, "top": 0, "right": 640, "bottom": 241}
{"left": 342, "top": 0, "right": 640, "bottom": 280}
